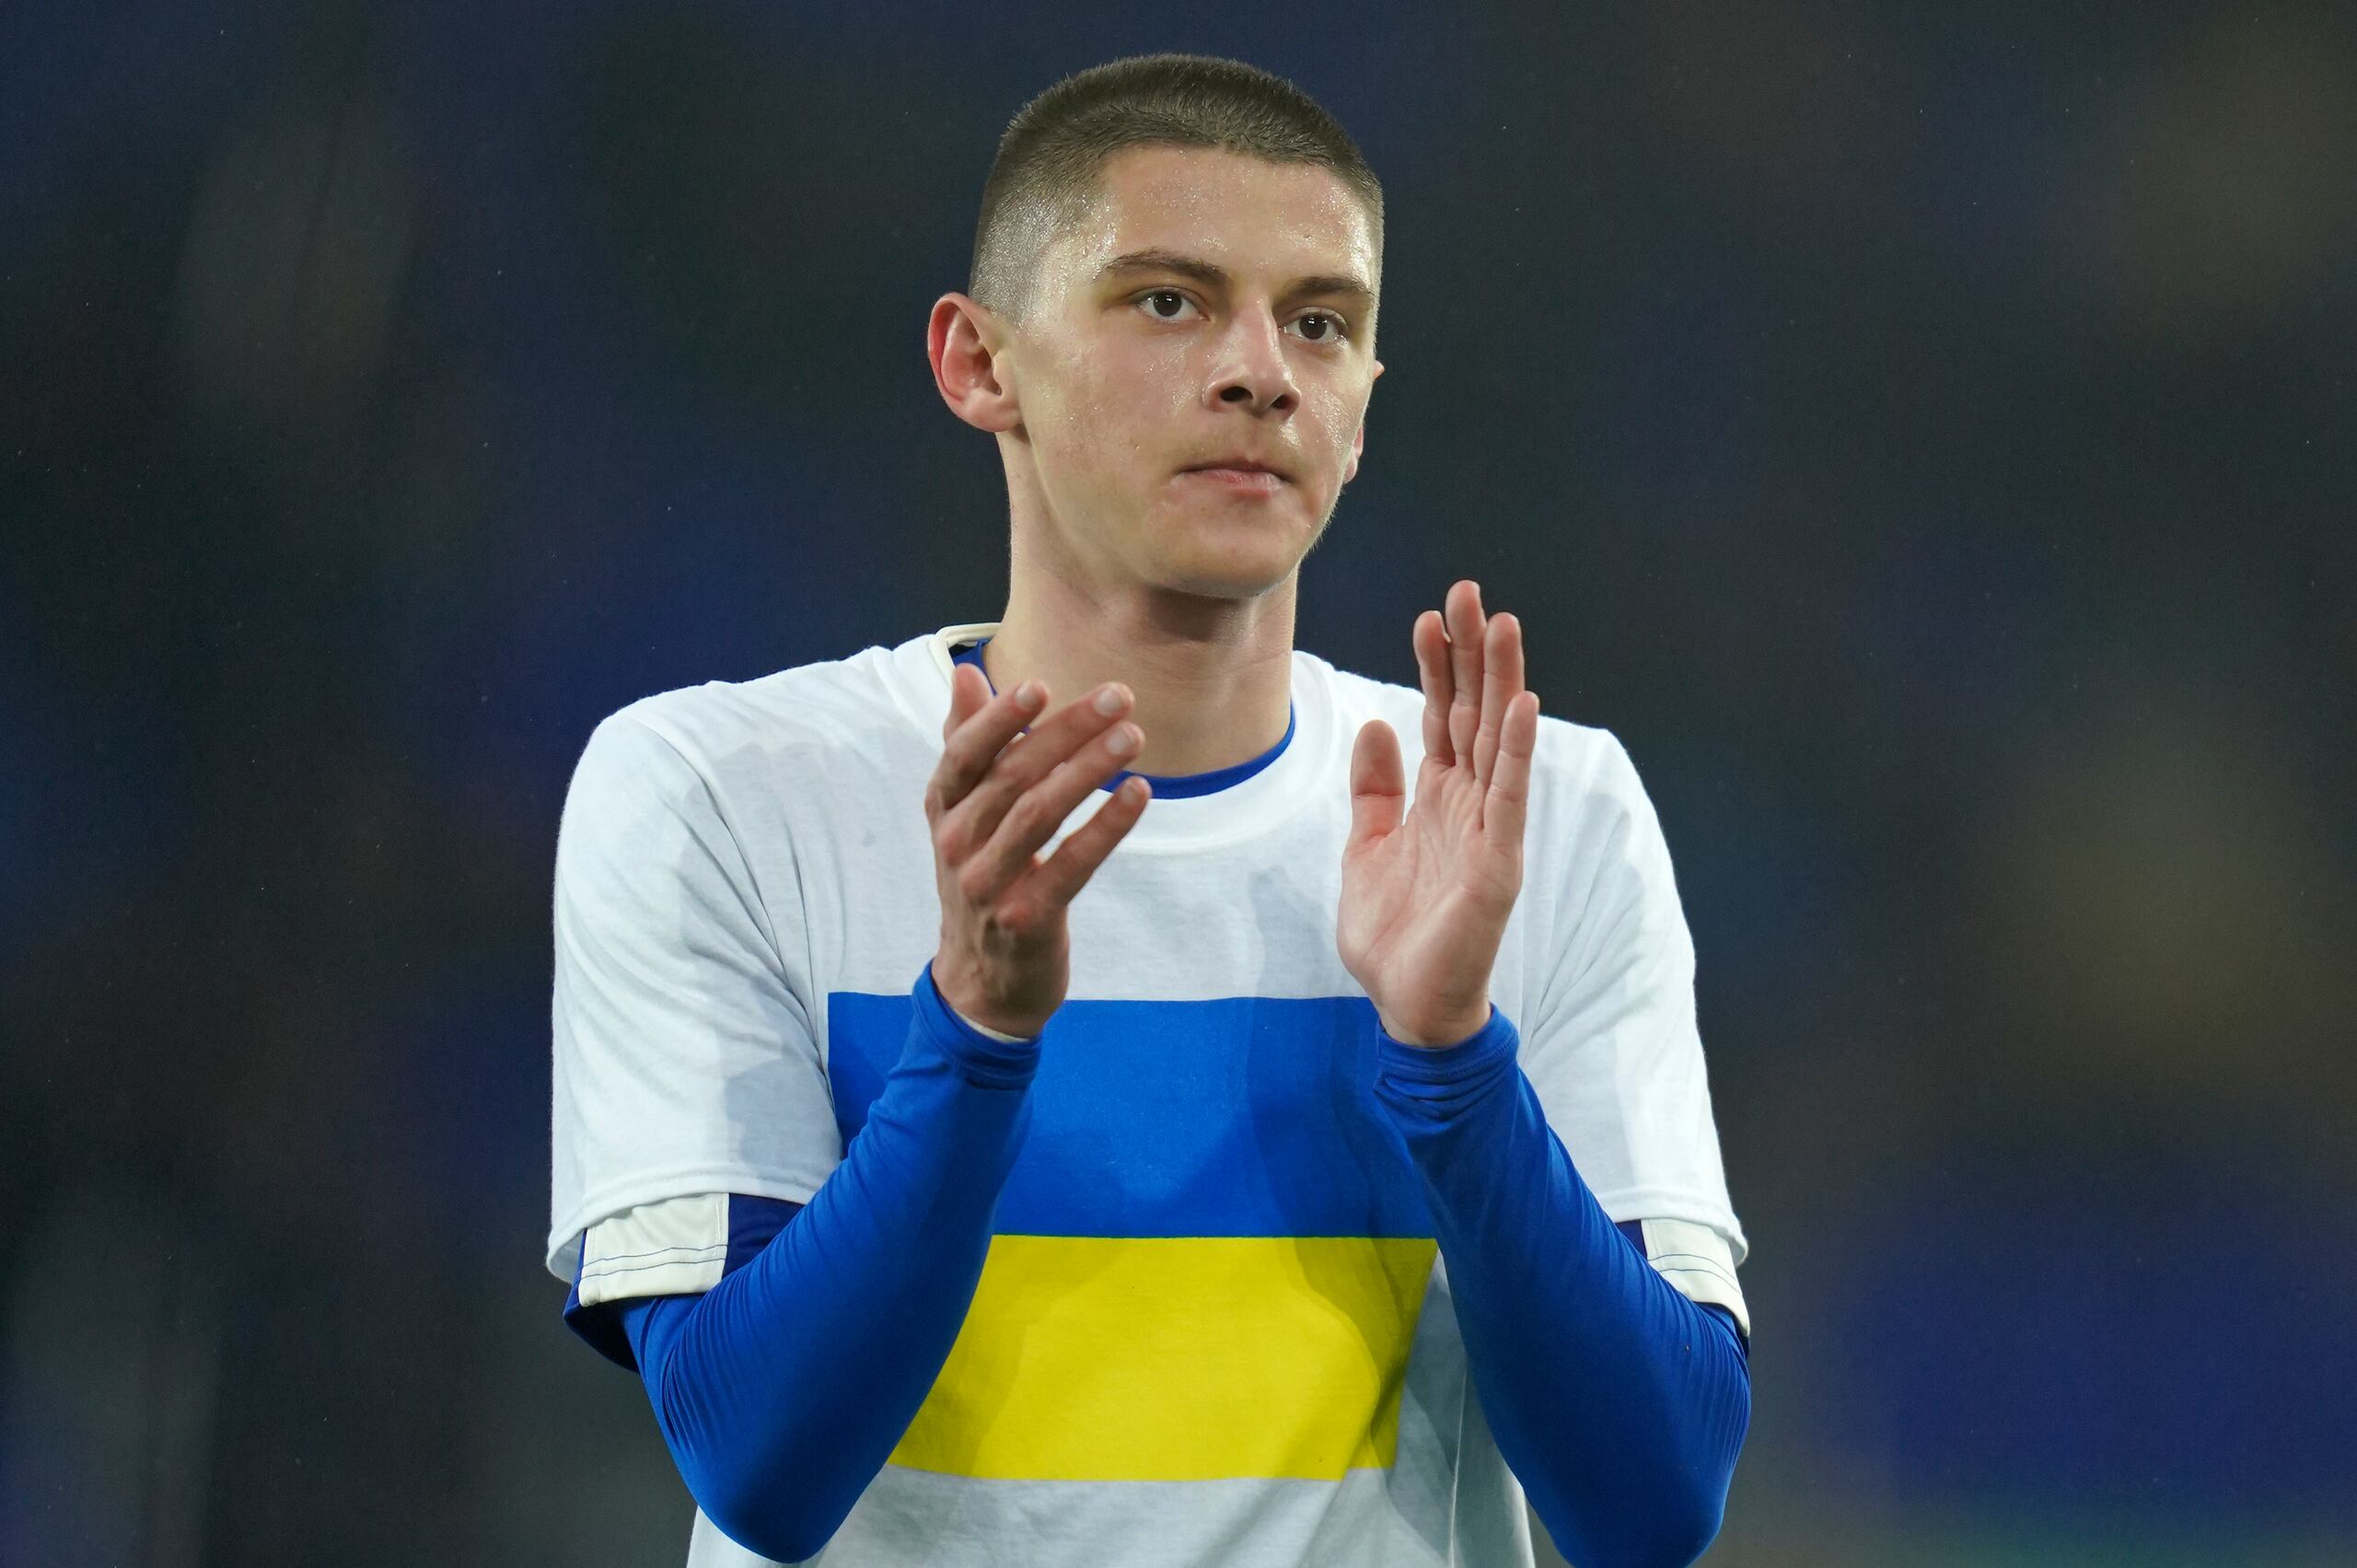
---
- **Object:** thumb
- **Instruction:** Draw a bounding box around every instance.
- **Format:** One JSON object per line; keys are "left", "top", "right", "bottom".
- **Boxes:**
{"left": 1347, "top": 718, "right": 1406, "bottom": 853}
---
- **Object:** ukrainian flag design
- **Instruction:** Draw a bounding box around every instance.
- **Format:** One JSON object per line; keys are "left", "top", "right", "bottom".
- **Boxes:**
{"left": 826, "top": 993, "right": 1439, "bottom": 1483}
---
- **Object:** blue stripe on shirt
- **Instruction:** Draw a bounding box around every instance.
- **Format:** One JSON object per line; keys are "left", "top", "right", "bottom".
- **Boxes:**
{"left": 826, "top": 990, "right": 1434, "bottom": 1238}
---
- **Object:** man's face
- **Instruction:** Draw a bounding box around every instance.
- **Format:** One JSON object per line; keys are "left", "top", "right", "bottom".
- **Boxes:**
{"left": 1000, "top": 145, "right": 1384, "bottom": 600}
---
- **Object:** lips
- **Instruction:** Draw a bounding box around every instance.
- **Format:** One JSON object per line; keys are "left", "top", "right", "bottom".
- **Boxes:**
{"left": 1182, "top": 459, "right": 1290, "bottom": 481}
{"left": 1179, "top": 466, "right": 1287, "bottom": 496}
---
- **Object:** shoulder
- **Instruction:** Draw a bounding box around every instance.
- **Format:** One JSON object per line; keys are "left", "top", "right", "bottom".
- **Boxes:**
{"left": 572, "top": 643, "right": 909, "bottom": 803}
{"left": 606, "top": 644, "right": 899, "bottom": 759}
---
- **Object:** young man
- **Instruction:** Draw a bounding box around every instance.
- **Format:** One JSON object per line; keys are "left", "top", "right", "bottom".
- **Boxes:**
{"left": 548, "top": 52, "right": 1751, "bottom": 1568}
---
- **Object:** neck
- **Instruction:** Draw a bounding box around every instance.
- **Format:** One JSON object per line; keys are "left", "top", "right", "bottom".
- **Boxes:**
{"left": 985, "top": 532, "right": 1297, "bottom": 780}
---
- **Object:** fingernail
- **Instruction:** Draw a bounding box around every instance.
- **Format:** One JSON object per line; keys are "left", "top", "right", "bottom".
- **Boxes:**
{"left": 1016, "top": 681, "right": 1044, "bottom": 710}
{"left": 1106, "top": 724, "right": 1137, "bottom": 757}
{"left": 1094, "top": 685, "right": 1127, "bottom": 716}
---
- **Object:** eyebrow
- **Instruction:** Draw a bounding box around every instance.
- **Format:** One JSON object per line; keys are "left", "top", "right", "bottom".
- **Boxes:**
{"left": 1097, "top": 247, "right": 1376, "bottom": 317}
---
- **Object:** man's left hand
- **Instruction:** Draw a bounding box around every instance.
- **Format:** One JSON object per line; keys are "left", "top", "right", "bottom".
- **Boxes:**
{"left": 1338, "top": 578, "right": 1540, "bottom": 1048}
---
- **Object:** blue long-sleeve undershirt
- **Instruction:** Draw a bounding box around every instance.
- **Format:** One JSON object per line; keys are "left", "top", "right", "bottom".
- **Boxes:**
{"left": 599, "top": 963, "right": 1040, "bottom": 1562}
{"left": 576, "top": 986, "right": 1747, "bottom": 1566}
{"left": 1374, "top": 1005, "right": 1751, "bottom": 1568}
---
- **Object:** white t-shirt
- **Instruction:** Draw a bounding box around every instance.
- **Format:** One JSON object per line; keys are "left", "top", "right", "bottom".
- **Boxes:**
{"left": 548, "top": 622, "right": 1749, "bottom": 1568}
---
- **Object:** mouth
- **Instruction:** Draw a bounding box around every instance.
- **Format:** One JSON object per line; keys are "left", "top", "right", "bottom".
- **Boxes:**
{"left": 1179, "top": 458, "right": 1292, "bottom": 496}
{"left": 1178, "top": 466, "right": 1289, "bottom": 495}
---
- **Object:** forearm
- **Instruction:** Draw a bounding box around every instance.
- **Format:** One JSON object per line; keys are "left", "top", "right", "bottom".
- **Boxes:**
{"left": 1374, "top": 1008, "right": 1750, "bottom": 1568}
{"left": 622, "top": 962, "right": 1037, "bottom": 1562}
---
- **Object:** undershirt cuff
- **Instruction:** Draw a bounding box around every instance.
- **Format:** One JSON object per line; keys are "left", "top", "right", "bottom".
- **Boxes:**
{"left": 914, "top": 960, "right": 1041, "bottom": 1086}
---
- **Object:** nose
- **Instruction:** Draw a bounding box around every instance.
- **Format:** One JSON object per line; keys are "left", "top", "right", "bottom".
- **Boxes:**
{"left": 1206, "top": 306, "right": 1299, "bottom": 413}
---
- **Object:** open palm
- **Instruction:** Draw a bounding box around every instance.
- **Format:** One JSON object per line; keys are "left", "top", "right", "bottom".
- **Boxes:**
{"left": 1339, "top": 580, "right": 1541, "bottom": 1047}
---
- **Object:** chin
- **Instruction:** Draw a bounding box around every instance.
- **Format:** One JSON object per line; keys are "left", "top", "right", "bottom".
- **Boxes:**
{"left": 1150, "top": 545, "right": 1307, "bottom": 600}
{"left": 1158, "top": 570, "right": 1292, "bottom": 601}
{"left": 1144, "top": 497, "right": 1323, "bottom": 592}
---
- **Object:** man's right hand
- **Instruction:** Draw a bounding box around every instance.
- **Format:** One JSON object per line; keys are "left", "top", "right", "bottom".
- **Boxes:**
{"left": 925, "top": 662, "right": 1150, "bottom": 1039}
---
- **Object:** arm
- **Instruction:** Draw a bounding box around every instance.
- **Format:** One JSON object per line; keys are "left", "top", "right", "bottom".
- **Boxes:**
{"left": 553, "top": 663, "right": 1149, "bottom": 1561}
{"left": 1375, "top": 1007, "right": 1748, "bottom": 1568}
{"left": 1339, "top": 581, "right": 1750, "bottom": 1566}
{"left": 606, "top": 964, "right": 1038, "bottom": 1563}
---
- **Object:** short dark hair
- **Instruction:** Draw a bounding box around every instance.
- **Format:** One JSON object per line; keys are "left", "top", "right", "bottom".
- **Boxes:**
{"left": 970, "top": 52, "right": 1384, "bottom": 325}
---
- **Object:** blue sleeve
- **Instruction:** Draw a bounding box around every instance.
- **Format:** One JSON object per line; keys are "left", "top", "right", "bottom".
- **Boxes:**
{"left": 581, "top": 963, "right": 1040, "bottom": 1564}
{"left": 1372, "top": 1005, "right": 1750, "bottom": 1568}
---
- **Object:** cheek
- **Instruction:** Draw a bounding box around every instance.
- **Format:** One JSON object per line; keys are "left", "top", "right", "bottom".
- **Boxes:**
{"left": 1311, "top": 384, "right": 1362, "bottom": 452}
{"left": 1030, "top": 378, "right": 1108, "bottom": 483}
{"left": 1323, "top": 391, "right": 1374, "bottom": 484}
{"left": 1063, "top": 366, "right": 1179, "bottom": 487}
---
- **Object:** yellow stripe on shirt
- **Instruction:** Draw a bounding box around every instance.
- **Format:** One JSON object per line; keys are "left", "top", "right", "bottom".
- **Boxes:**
{"left": 889, "top": 1234, "right": 1440, "bottom": 1481}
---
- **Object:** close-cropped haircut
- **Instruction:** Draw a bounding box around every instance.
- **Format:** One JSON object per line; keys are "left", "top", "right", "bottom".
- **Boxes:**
{"left": 970, "top": 53, "right": 1385, "bottom": 326}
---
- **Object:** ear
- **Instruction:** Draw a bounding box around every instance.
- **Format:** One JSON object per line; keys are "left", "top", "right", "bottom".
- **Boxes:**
{"left": 1341, "top": 360, "right": 1380, "bottom": 484}
{"left": 929, "top": 293, "right": 1020, "bottom": 434}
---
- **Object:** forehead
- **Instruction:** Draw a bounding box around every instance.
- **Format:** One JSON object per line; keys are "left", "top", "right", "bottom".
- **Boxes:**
{"left": 1057, "top": 145, "right": 1377, "bottom": 288}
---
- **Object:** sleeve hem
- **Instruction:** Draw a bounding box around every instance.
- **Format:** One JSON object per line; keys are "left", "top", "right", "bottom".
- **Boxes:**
{"left": 1635, "top": 1216, "right": 1752, "bottom": 1338}
{"left": 1588, "top": 1189, "right": 1752, "bottom": 1270}
{"left": 549, "top": 1167, "right": 828, "bottom": 1284}
{"left": 575, "top": 1192, "right": 730, "bottom": 1307}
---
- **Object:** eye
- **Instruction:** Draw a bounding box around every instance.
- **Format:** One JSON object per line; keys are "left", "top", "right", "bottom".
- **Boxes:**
{"left": 1135, "top": 289, "right": 1201, "bottom": 322}
{"left": 1288, "top": 310, "right": 1352, "bottom": 345}
{"left": 1132, "top": 291, "right": 1352, "bottom": 345}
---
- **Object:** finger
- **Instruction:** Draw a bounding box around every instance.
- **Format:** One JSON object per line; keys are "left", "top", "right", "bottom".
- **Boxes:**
{"left": 1474, "top": 611, "right": 1524, "bottom": 786}
{"left": 959, "top": 717, "right": 1142, "bottom": 903}
{"left": 1445, "top": 579, "right": 1485, "bottom": 763}
{"left": 1021, "top": 774, "right": 1152, "bottom": 912}
{"left": 1412, "top": 610, "right": 1453, "bottom": 763}
{"left": 1346, "top": 718, "right": 1406, "bottom": 853}
{"left": 930, "top": 672, "right": 1045, "bottom": 819}
{"left": 1483, "top": 691, "right": 1540, "bottom": 858}
{"left": 942, "top": 661, "right": 985, "bottom": 742}
{"left": 946, "top": 683, "right": 1131, "bottom": 858}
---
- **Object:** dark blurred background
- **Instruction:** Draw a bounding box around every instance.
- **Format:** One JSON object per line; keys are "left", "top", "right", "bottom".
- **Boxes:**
{"left": 4, "top": 3, "right": 2352, "bottom": 1563}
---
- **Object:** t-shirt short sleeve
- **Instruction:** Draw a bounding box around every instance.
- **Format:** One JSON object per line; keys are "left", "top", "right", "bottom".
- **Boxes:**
{"left": 1518, "top": 729, "right": 1750, "bottom": 1327}
{"left": 546, "top": 706, "right": 842, "bottom": 1293}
